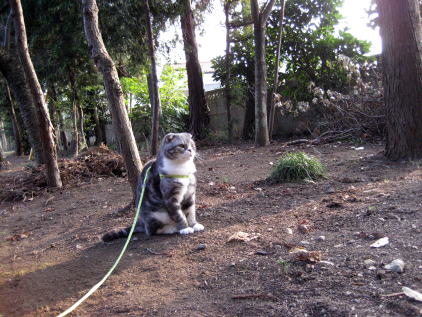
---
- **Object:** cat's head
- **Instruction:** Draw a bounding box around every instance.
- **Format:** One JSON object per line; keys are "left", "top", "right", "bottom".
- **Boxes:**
{"left": 160, "top": 132, "right": 196, "bottom": 162}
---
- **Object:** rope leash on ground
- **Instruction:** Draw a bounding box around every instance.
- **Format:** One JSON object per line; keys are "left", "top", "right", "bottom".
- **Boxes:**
{"left": 57, "top": 166, "right": 151, "bottom": 317}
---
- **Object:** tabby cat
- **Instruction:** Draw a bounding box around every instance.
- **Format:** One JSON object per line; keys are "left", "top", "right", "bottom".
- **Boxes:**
{"left": 102, "top": 132, "right": 204, "bottom": 242}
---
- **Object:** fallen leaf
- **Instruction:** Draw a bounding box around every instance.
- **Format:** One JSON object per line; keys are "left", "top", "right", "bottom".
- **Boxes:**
{"left": 227, "top": 231, "right": 260, "bottom": 243}
{"left": 6, "top": 233, "right": 28, "bottom": 241}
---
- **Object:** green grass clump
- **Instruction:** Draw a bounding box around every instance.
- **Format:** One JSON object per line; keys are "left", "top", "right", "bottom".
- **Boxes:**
{"left": 268, "top": 152, "right": 325, "bottom": 183}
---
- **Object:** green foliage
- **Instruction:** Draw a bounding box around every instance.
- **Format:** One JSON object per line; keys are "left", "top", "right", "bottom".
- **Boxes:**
{"left": 213, "top": 0, "right": 373, "bottom": 105}
{"left": 121, "top": 65, "right": 189, "bottom": 138}
{"left": 268, "top": 152, "right": 325, "bottom": 183}
{"left": 277, "top": 259, "right": 291, "bottom": 272}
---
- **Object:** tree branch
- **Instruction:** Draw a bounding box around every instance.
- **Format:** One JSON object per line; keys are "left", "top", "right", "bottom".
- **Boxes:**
{"left": 261, "top": 0, "right": 277, "bottom": 22}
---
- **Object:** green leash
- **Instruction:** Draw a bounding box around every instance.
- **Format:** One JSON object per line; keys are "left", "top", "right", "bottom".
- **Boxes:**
{"left": 57, "top": 166, "right": 151, "bottom": 317}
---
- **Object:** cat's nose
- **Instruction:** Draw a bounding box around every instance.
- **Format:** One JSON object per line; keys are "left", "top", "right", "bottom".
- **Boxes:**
{"left": 187, "top": 148, "right": 192, "bottom": 152}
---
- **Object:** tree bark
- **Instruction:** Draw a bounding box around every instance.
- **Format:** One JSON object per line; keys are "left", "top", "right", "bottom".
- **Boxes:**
{"left": 145, "top": 0, "right": 161, "bottom": 155}
{"left": 0, "top": 47, "right": 44, "bottom": 163}
{"left": 224, "top": 1, "right": 233, "bottom": 143}
{"left": 82, "top": 0, "right": 143, "bottom": 196}
{"left": 251, "top": 0, "right": 276, "bottom": 147}
{"left": 180, "top": 0, "right": 209, "bottom": 139}
{"left": 377, "top": 0, "right": 422, "bottom": 160}
{"left": 4, "top": 84, "right": 24, "bottom": 156}
{"left": 268, "top": 0, "right": 285, "bottom": 139}
{"left": 10, "top": 0, "right": 62, "bottom": 187}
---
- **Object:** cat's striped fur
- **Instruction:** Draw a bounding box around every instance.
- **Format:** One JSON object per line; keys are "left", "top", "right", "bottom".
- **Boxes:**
{"left": 102, "top": 133, "right": 204, "bottom": 242}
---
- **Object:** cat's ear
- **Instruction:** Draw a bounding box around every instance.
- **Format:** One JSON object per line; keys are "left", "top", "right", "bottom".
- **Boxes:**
{"left": 185, "top": 133, "right": 193, "bottom": 139}
{"left": 165, "top": 133, "right": 175, "bottom": 143}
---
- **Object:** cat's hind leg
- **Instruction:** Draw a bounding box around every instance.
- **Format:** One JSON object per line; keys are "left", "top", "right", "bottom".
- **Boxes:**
{"left": 156, "top": 224, "right": 178, "bottom": 234}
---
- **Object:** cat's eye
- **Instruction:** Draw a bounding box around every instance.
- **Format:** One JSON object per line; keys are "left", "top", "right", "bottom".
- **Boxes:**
{"left": 177, "top": 144, "right": 187, "bottom": 149}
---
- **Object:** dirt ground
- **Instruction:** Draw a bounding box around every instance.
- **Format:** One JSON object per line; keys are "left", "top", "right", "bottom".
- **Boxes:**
{"left": 0, "top": 141, "right": 421, "bottom": 317}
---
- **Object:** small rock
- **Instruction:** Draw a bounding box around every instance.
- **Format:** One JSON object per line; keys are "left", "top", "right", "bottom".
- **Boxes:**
{"left": 316, "top": 236, "right": 326, "bottom": 242}
{"left": 402, "top": 287, "right": 422, "bottom": 302}
{"left": 364, "top": 259, "right": 376, "bottom": 267}
{"left": 230, "top": 262, "right": 236, "bottom": 267}
{"left": 376, "top": 269, "right": 386, "bottom": 279}
{"left": 326, "top": 187, "right": 336, "bottom": 194}
{"left": 370, "top": 237, "right": 389, "bottom": 248}
{"left": 384, "top": 259, "right": 405, "bottom": 273}
{"left": 196, "top": 243, "right": 206, "bottom": 250}
{"left": 285, "top": 228, "right": 293, "bottom": 235}
{"left": 300, "top": 240, "right": 311, "bottom": 245}
{"left": 75, "top": 244, "right": 83, "bottom": 250}
{"left": 255, "top": 250, "right": 269, "bottom": 256}
{"left": 298, "top": 224, "right": 310, "bottom": 233}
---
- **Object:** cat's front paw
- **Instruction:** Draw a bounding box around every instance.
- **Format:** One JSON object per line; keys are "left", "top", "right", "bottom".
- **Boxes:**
{"left": 192, "top": 223, "right": 205, "bottom": 232}
{"left": 179, "top": 227, "right": 194, "bottom": 235}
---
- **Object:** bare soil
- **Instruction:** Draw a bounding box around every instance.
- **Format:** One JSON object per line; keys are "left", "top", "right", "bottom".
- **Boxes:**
{"left": 0, "top": 141, "right": 421, "bottom": 317}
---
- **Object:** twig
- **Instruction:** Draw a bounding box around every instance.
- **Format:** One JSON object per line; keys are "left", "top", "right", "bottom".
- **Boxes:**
{"left": 232, "top": 293, "right": 278, "bottom": 301}
{"left": 380, "top": 292, "right": 404, "bottom": 297}
{"left": 146, "top": 248, "right": 169, "bottom": 256}
{"left": 45, "top": 196, "right": 55, "bottom": 207}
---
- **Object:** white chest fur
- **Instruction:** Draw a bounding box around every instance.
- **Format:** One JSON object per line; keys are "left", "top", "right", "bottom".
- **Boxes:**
{"left": 162, "top": 157, "right": 196, "bottom": 175}
{"left": 161, "top": 157, "right": 196, "bottom": 199}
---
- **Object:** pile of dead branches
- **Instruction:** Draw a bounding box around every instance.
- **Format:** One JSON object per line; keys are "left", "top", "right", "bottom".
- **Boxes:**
{"left": 281, "top": 59, "right": 385, "bottom": 145}
{"left": 0, "top": 145, "right": 126, "bottom": 202}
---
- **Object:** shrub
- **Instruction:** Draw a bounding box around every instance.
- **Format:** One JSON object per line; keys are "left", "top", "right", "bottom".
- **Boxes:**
{"left": 268, "top": 152, "right": 325, "bottom": 183}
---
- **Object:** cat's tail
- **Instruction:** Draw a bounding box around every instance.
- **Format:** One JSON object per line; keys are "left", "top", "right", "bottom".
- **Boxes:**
{"left": 101, "top": 225, "right": 144, "bottom": 242}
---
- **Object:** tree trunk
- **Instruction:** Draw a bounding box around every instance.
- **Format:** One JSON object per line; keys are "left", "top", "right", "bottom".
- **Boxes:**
{"left": 268, "top": 0, "right": 285, "bottom": 139}
{"left": 68, "top": 70, "right": 87, "bottom": 153}
{"left": 250, "top": 0, "right": 276, "bottom": 147}
{"left": 224, "top": 1, "right": 233, "bottom": 143}
{"left": 57, "top": 109, "right": 69, "bottom": 152}
{"left": 377, "top": 0, "right": 422, "bottom": 160}
{"left": 82, "top": 0, "right": 143, "bottom": 196}
{"left": 93, "top": 105, "right": 105, "bottom": 146}
{"left": 9, "top": 0, "right": 62, "bottom": 187}
{"left": 47, "top": 83, "right": 61, "bottom": 148}
{"left": 180, "top": 0, "right": 209, "bottom": 139}
{"left": 242, "top": 89, "right": 255, "bottom": 139}
{"left": 145, "top": 0, "right": 161, "bottom": 156}
{"left": 72, "top": 97, "right": 79, "bottom": 156}
{"left": 0, "top": 120, "right": 8, "bottom": 152}
{"left": 0, "top": 47, "right": 44, "bottom": 163}
{"left": 5, "top": 84, "right": 24, "bottom": 156}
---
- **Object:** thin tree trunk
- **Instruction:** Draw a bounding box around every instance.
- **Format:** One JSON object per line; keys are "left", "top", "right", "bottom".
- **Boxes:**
{"left": 68, "top": 70, "right": 87, "bottom": 153}
{"left": 82, "top": 0, "right": 143, "bottom": 197}
{"left": 93, "top": 105, "right": 104, "bottom": 146}
{"left": 377, "top": 0, "right": 422, "bottom": 160}
{"left": 144, "top": 0, "right": 161, "bottom": 156}
{"left": 9, "top": 0, "right": 62, "bottom": 187}
{"left": 224, "top": 1, "right": 233, "bottom": 143}
{"left": 47, "top": 83, "right": 61, "bottom": 148}
{"left": 0, "top": 120, "right": 8, "bottom": 152}
{"left": 250, "top": 0, "right": 276, "bottom": 147}
{"left": 268, "top": 0, "right": 285, "bottom": 139}
{"left": 57, "top": 109, "right": 69, "bottom": 152}
{"left": 5, "top": 84, "right": 23, "bottom": 155}
{"left": 242, "top": 89, "right": 255, "bottom": 139}
{"left": 0, "top": 47, "right": 44, "bottom": 163}
{"left": 72, "top": 98, "right": 79, "bottom": 156}
{"left": 180, "top": 0, "right": 209, "bottom": 139}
